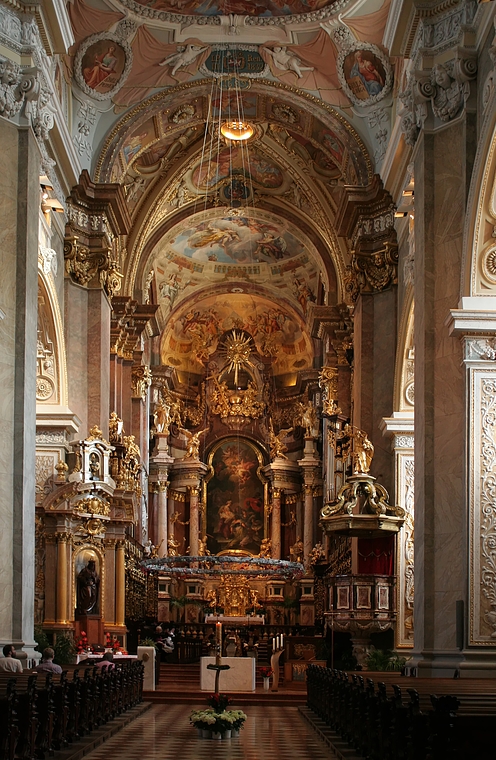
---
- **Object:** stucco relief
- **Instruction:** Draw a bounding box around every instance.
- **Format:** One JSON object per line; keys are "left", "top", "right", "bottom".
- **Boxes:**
{"left": 394, "top": 448, "right": 414, "bottom": 649}
{"left": 480, "top": 376, "right": 496, "bottom": 640}
{"left": 468, "top": 361, "right": 496, "bottom": 645}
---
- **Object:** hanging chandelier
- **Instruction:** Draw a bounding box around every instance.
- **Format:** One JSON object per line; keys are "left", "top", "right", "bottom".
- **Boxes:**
{"left": 220, "top": 120, "right": 254, "bottom": 141}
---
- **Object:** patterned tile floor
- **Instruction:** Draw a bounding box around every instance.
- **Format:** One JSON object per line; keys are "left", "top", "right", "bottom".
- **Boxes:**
{"left": 82, "top": 704, "right": 338, "bottom": 760}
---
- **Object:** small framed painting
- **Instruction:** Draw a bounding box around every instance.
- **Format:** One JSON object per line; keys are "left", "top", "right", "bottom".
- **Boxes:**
{"left": 75, "top": 33, "right": 132, "bottom": 101}
{"left": 338, "top": 43, "right": 392, "bottom": 107}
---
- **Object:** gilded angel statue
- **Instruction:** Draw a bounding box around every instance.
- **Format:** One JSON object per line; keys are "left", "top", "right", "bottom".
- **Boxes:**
{"left": 268, "top": 418, "right": 293, "bottom": 460}
{"left": 180, "top": 426, "right": 209, "bottom": 459}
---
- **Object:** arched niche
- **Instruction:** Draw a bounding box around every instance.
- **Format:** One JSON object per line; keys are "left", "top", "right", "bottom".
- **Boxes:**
{"left": 463, "top": 111, "right": 496, "bottom": 298}
{"left": 36, "top": 269, "right": 69, "bottom": 408}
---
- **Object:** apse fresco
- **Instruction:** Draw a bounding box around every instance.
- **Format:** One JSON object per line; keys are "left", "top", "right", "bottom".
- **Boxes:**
{"left": 206, "top": 439, "right": 264, "bottom": 556}
{"left": 192, "top": 148, "right": 284, "bottom": 191}
{"left": 161, "top": 293, "right": 313, "bottom": 374}
{"left": 162, "top": 215, "right": 302, "bottom": 264}
{"left": 128, "top": 0, "right": 337, "bottom": 17}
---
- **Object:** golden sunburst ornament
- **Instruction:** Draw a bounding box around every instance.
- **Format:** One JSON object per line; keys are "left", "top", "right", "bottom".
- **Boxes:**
{"left": 219, "top": 330, "right": 253, "bottom": 386}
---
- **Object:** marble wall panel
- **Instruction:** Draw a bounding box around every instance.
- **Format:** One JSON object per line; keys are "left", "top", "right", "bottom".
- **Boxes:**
{"left": 413, "top": 122, "right": 466, "bottom": 665}
{"left": 0, "top": 118, "right": 19, "bottom": 640}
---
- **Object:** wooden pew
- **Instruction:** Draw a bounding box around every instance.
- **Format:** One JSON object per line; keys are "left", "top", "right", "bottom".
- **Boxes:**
{"left": 0, "top": 660, "right": 143, "bottom": 759}
{"left": 307, "top": 666, "right": 496, "bottom": 760}
{"left": 0, "top": 678, "right": 19, "bottom": 760}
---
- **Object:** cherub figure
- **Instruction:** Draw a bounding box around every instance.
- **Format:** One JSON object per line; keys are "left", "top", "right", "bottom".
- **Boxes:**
{"left": 109, "top": 411, "right": 123, "bottom": 443}
{"left": 290, "top": 536, "right": 304, "bottom": 564}
{"left": 268, "top": 418, "right": 293, "bottom": 460}
{"left": 167, "top": 536, "right": 180, "bottom": 556}
{"left": 262, "top": 45, "right": 314, "bottom": 79}
{"left": 296, "top": 400, "right": 318, "bottom": 437}
{"left": 259, "top": 537, "right": 272, "bottom": 558}
{"left": 179, "top": 426, "right": 209, "bottom": 459}
{"left": 308, "top": 542, "right": 326, "bottom": 566}
{"left": 198, "top": 535, "right": 210, "bottom": 556}
{"left": 154, "top": 398, "right": 171, "bottom": 435}
{"left": 159, "top": 44, "right": 209, "bottom": 77}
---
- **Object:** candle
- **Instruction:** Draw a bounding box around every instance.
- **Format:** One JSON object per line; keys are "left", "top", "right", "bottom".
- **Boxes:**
{"left": 276, "top": 635, "right": 280, "bottom": 649}
{"left": 216, "top": 622, "right": 222, "bottom": 665}
{"left": 272, "top": 637, "right": 275, "bottom": 650}
{"left": 281, "top": 633, "right": 284, "bottom": 648}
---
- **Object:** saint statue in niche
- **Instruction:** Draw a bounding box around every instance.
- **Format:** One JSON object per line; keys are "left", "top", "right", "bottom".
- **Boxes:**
{"left": 76, "top": 555, "right": 100, "bottom": 615}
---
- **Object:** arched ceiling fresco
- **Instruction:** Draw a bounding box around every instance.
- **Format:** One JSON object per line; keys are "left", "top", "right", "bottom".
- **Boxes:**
{"left": 68, "top": 0, "right": 393, "bottom": 391}
{"left": 161, "top": 291, "right": 314, "bottom": 376}
{"left": 149, "top": 206, "right": 324, "bottom": 321}
{"left": 117, "top": 0, "right": 340, "bottom": 17}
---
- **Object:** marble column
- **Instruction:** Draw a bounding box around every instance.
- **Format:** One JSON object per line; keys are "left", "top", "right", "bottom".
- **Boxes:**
{"left": 87, "top": 289, "right": 111, "bottom": 438}
{"left": 43, "top": 535, "right": 57, "bottom": 624}
{"left": 298, "top": 437, "right": 322, "bottom": 563}
{"left": 271, "top": 489, "right": 282, "bottom": 559}
{"left": 412, "top": 120, "right": 469, "bottom": 676}
{"left": 115, "top": 541, "right": 126, "bottom": 628}
{"left": 353, "top": 289, "right": 397, "bottom": 497}
{"left": 0, "top": 123, "right": 40, "bottom": 661}
{"left": 65, "top": 284, "right": 111, "bottom": 438}
{"left": 188, "top": 486, "right": 200, "bottom": 557}
{"left": 156, "top": 482, "right": 168, "bottom": 558}
{"left": 303, "top": 485, "right": 314, "bottom": 562}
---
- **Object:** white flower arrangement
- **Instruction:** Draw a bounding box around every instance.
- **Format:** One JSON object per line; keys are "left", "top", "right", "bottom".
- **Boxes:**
{"left": 190, "top": 707, "right": 247, "bottom": 733}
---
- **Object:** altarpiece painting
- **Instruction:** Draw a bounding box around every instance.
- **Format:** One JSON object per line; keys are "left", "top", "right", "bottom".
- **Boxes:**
{"left": 205, "top": 439, "right": 266, "bottom": 556}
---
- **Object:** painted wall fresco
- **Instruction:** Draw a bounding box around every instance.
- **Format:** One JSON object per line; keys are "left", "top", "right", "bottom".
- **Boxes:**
{"left": 163, "top": 215, "right": 304, "bottom": 264}
{"left": 126, "top": 0, "right": 337, "bottom": 17}
{"left": 206, "top": 439, "right": 265, "bottom": 556}
{"left": 343, "top": 48, "right": 387, "bottom": 100}
{"left": 161, "top": 292, "right": 313, "bottom": 374}
{"left": 191, "top": 148, "right": 284, "bottom": 191}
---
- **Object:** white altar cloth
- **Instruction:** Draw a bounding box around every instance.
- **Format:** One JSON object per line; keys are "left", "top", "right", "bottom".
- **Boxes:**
{"left": 200, "top": 656, "right": 256, "bottom": 692}
{"left": 204, "top": 615, "right": 265, "bottom": 625}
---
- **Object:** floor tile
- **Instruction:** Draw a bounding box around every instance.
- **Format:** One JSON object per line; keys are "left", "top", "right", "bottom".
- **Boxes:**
{"left": 82, "top": 704, "right": 338, "bottom": 760}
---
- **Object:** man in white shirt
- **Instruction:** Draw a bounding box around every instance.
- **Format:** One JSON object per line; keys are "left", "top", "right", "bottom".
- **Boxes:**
{"left": 0, "top": 644, "right": 23, "bottom": 672}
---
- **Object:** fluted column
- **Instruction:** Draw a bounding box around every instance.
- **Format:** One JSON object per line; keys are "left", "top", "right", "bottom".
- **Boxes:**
{"left": 188, "top": 486, "right": 200, "bottom": 556}
{"left": 115, "top": 540, "right": 126, "bottom": 627}
{"left": 56, "top": 533, "right": 70, "bottom": 624}
{"left": 271, "top": 489, "right": 282, "bottom": 559}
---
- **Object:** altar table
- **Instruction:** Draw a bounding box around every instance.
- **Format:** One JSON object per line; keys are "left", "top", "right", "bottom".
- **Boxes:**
{"left": 200, "top": 656, "right": 256, "bottom": 692}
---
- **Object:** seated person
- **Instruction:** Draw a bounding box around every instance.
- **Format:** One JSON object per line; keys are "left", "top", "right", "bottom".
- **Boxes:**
{"left": 95, "top": 651, "right": 115, "bottom": 670}
{"left": 0, "top": 644, "right": 23, "bottom": 672}
{"left": 35, "top": 647, "right": 62, "bottom": 674}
